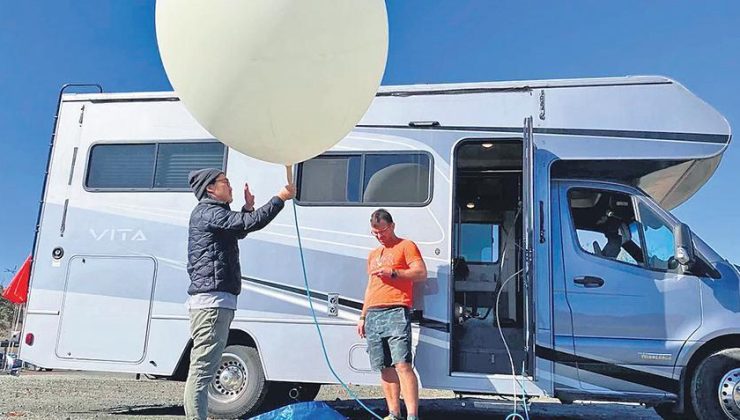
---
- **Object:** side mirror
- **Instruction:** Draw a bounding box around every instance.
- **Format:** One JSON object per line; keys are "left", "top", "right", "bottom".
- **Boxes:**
{"left": 674, "top": 223, "right": 695, "bottom": 267}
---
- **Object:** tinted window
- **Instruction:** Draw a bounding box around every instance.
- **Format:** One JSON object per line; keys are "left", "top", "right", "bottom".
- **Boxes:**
{"left": 297, "top": 152, "right": 431, "bottom": 206}
{"left": 154, "top": 143, "right": 225, "bottom": 189}
{"left": 298, "top": 155, "right": 361, "bottom": 202}
{"left": 86, "top": 142, "right": 225, "bottom": 190}
{"left": 638, "top": 201, "right": 677, "bottom": 271}
{"left": 363, "top": 154, "right": 430, "bottom": 204}
{"left": 86, "top": 144, "right": 156, "bottom": 189}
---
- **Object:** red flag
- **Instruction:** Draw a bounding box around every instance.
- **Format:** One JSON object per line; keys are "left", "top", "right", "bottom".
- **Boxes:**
{"left": 2, "top": 256, "right": 32, "bottom": 304}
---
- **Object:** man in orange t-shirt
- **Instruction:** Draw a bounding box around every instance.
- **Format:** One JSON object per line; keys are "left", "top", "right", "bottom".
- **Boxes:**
{"left": 357, "top": 209, "right": 427, "bottom": 420}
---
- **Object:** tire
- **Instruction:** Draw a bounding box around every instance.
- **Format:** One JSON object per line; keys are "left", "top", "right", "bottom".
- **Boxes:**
{"left": 207, "top": 345, "right": 270, "bottom": 419}
{"left": 654, "top": 402, "right": 697, "bottom": 420}
{"left": 691, "top": 348, "right": 740, "bottom": 420}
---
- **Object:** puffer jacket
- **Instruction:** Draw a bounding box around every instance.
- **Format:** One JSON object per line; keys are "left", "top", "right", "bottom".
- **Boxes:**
{"left": 187, "top": 196, "right": 284, "bottom": 295}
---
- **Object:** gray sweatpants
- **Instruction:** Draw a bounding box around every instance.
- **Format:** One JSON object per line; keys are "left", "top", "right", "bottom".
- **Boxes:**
{"left": 184, "top": 308, "right": 234, "bottom": 420}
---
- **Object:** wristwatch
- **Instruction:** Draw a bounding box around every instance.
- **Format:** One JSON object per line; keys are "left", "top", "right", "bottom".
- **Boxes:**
{"left": 391, "top": 269, "right": 398, "bottom": 279}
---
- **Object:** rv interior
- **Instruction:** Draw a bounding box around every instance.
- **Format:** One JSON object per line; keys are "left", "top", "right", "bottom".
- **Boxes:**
{"left": 451, "top": 140, "right": 528, "bottom": 375}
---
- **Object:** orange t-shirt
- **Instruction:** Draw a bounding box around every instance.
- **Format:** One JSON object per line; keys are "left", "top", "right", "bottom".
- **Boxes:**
{"left": 364, "top": 238, "right": 423, "bottom": 309}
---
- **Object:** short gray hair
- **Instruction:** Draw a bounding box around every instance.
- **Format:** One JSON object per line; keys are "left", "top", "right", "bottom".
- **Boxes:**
{"left": 370, "top": 208, "right": 393, "bottom": 224}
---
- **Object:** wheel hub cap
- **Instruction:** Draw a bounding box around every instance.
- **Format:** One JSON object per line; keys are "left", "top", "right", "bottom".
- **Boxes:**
{"left": 210, "top": 353, "right": 248, "bottom": 403}
{"left": 719, "top": 367, "right": 740, "bottom": 420}
{"left": 220, "top": 365, "right": 244, "bottom": 392}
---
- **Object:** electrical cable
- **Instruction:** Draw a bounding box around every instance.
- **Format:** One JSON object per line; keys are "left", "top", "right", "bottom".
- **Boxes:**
{"left": 291, "top": 201, "right": 383, "bottom": 420}
{"left": 494, "top": 206, "right": 529, "bottom": 420}
{"left": 497, "top": 269, "right": 526, "bottom": 420}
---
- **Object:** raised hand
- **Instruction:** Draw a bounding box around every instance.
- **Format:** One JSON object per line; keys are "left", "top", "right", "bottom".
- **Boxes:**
{"left": 243, "top": 183, "right": 255, "bottom": 211}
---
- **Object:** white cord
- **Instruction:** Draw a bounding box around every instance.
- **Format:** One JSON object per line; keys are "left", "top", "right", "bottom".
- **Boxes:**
{"left": 496, "top": 268, "right": 525, "bottom": 420}
{"left": 492, "top": 208, "right": 528, "bottom": 418}
{"left": 488, "top": 207, "right": 528, "bottom": 419}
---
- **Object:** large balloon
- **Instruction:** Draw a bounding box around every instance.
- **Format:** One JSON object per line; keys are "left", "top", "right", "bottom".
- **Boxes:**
{"left": 156, "top": 1, "right": 388, "bottom": 165}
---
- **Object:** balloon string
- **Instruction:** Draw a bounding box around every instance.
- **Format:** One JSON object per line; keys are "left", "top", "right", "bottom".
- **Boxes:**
{"left": 285, "top": 165, "right": 293, "bottom": 185}
{"left": 291, "top": 201, "right": 383, "bottom": 420}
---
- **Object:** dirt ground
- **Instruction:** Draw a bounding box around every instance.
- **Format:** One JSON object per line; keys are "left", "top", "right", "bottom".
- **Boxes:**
{"left": 0, "top": 371, "right": 662, "bottom": 419}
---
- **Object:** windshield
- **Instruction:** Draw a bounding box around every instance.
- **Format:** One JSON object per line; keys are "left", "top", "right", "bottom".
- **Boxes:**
{"left": 633, "top": 187, "right": 729, "bottom": 265}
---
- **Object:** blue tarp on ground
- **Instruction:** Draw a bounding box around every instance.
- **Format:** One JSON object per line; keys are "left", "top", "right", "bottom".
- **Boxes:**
{"left": 249, "top": 401, "right": 347, "bottom": 420}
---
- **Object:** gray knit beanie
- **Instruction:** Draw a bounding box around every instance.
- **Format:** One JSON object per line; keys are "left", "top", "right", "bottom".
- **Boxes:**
{"left": 188, "top": 168, "right": 223, "bottom": 200}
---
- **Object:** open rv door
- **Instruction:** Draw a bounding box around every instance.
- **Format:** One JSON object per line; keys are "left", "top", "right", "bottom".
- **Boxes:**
{"left": 522, "top": 116, "right": 536, "bottom": 374}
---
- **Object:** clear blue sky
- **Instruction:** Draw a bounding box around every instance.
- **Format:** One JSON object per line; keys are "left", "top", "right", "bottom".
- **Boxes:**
{"left": 1, "top": 1, "right": 739, "bottom": 284}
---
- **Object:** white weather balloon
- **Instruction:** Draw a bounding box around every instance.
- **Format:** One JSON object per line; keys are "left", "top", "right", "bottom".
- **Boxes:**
{"left": 156, "top": 0, "right": 388, "bottom": 165}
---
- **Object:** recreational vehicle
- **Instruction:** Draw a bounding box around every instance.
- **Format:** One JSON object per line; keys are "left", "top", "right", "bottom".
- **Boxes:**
{"left": 20, "top": 76, "right": 738, "bottom": 419}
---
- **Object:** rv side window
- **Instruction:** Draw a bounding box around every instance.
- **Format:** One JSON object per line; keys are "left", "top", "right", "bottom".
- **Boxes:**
{"left": 297, "top": 155, "right": 362, "bottom": 203}
{"left": 154, "top": 143, "right": 226, "bottom": 189}
{"left": 362, "top": 154, "right": 430, "bottom": 204}
{"left": 86, "top": 142, "right": 226, "bottom": 191}
{"left": 568, "top": 188, "right": 645, "bottom": 266}
{"left": 297, "top": 152, "right": 432, "bottom": 206}
{"left": 86, "top": 144, "right": 156, "bottom": 189}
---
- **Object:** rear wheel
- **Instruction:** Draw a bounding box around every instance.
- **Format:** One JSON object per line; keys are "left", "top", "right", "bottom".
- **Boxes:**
{"left": 691, "top": 348, "right": 740, "bottom": 420}
{"left": 207, "top": 345, "right": 270, "bottom": 419}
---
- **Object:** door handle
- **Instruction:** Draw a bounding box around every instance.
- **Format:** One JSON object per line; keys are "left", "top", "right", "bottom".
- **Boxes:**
{"left": 573, "top": 276, "right": 604, "bottom": 288}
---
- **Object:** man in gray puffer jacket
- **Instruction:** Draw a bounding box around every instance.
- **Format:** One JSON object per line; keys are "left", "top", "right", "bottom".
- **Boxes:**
{"left": 184, "top": 167, "right": 295, "bottom": 420}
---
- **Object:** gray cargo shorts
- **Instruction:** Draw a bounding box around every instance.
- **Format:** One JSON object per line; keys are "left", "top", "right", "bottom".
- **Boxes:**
{"left": 365, "top": 306, "right": 412, "bottom": 371}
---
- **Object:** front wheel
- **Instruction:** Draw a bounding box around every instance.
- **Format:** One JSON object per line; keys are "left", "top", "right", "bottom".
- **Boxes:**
{"left": 691, "top": 348, "right": 740, "bottom": 420}
{"left": 207, "top": 345, "right": 270, "bottom": 419}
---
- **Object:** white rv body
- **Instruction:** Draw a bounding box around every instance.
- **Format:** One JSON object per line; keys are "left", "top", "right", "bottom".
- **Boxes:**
{"left": 20, "top": 76, "right": 738, "bottom": 418}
